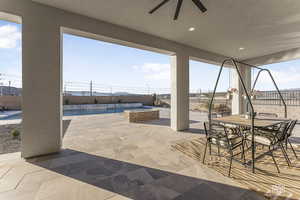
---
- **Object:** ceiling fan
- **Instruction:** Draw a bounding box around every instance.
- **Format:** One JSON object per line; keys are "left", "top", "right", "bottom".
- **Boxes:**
{"left": 149, "top": 0, "right": 207, "bottom": 20}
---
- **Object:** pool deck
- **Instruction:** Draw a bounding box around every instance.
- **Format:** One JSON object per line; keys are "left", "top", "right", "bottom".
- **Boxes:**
{"left": 0, "top": 109, "right": 295, "bottom": 199}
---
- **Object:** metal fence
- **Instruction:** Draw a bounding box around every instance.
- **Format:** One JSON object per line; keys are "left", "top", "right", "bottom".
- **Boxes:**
{"left": 0, "top": 73, "right": 175, "bottom": 96}
{"left": 63, "top": 81, "right": 172, "bottom": 96}
{"left": 0, "top": 72, "right": 209, "bottom": 96}
{"left": 253, "top": 90, "right": 300, "bottom": 106}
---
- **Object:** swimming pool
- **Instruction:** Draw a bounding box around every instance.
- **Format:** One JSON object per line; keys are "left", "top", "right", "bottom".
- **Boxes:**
{"left": 64, "top": 107, "right": 151, "bottom": 116}
{"left": 0, "top": 106, "right": 152, "bottom": 120}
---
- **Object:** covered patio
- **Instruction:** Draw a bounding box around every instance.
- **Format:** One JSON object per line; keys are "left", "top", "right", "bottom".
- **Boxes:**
{"left": 0, "top": 110, "right": 264, "bottom": 200}
{"left": 0, "top": 110, "right": 299, "bottom": 199}
{"left": 1, "top": 0, "right": 300, "bottom": 199}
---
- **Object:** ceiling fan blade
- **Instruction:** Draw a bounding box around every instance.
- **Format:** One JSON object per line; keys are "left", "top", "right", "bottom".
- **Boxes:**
{"left": 192, "top": 0, "right": 207, "bottom": 13}
{"left": 149, "top": 0, "right": 171, "bottom": 14}
{"left": 174, "top": 0, "right": 183, "bottom": 20}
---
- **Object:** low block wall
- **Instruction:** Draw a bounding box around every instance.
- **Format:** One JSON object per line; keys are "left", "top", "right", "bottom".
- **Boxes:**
{"left": 0, "top": 95, "right": 155, "bottom": 110}
{"left": 254, "top": 105, "right": 300, "bottom": 120}
{"left": 64, "top": 103, "right": 143, "bottom": 111}
{"left": 64, "top": 95, "right": 154, "bottom": 106}
{"left": 0, "top": 96, "right": 22, "bottom": 110}
{"left": 125, "top": 109, "right": 159, "bottom": 122}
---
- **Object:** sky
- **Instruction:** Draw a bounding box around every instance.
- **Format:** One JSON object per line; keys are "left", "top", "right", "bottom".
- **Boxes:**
{"left": 63, "top": 33, "right": 231, "bottom": 93}
{"left": 1, "top": 19, "right": 300, "bottom": 93}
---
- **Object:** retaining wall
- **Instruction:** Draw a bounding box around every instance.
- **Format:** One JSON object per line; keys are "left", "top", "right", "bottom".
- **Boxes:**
{"left": 64, "top": 95, "right": 155, "bottom": 106}
{"left": 0, "top": 96, "right": 21, "bottom": 110}
{"left": 0, "top": 95, "right": 155, "bottom": 110}
{"left": 64, "top": 103, "right": 143, "bottom": 110}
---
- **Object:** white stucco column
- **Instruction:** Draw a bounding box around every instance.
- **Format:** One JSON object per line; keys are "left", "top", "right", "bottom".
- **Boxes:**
{"left": 231, "top": 65, "right": 251, "bottom": 115}
{"left": 22, "top": 18, "right": 62, "bottom": 158}
{"left": 171, "top": 53, "right": 189, "bottom": 131}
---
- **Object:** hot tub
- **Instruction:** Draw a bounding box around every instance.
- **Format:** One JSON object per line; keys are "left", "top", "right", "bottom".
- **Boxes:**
{"left": 124, "top": 109, "right": 159, "bottom": 122}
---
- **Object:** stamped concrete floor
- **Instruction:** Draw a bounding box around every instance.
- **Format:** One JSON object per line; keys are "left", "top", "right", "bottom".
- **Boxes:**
{"left": 0, "top": 110, "right": 264, "bottom": 200}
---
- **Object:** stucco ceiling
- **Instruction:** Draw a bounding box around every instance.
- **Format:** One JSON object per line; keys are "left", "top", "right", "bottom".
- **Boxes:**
{"left": 32, "top": 0, "right": 300, "bottom": 60}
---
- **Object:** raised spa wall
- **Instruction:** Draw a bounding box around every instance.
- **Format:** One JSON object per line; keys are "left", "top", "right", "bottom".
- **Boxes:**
{"left": 125, "top": 109, "right": 160, "bottom": 123}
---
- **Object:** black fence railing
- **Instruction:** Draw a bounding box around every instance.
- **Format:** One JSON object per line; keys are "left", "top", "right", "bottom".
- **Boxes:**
{"left": 253, "top": 90, "right": 300, "bottom": 106}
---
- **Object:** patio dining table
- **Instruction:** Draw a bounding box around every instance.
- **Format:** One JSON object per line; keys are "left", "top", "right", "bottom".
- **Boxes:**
{"left": 211, "top": 115, "right": 287, "bottom": 172}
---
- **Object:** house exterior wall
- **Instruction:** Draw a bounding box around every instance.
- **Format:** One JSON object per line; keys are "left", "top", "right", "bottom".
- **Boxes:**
{"left": 0, "top": 0, "right": 225, "bottom": 158}
{"left": 171, "top": 53, "right": 190, "bottom": 131}
{"left": 231, "top": 65, "right": 251, "bottom": 115}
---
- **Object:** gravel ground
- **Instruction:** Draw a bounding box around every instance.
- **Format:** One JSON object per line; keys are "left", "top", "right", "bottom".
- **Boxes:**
{"left": 0, "top": 124, "right": 21, "bottom": 155}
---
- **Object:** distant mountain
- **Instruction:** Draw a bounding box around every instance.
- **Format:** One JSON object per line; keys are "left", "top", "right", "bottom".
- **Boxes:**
{"left": 65, "top": 91, "right": 108, "bottom": 96}
{"left": 113, "top": 92, "right": 135, "bottom": 96}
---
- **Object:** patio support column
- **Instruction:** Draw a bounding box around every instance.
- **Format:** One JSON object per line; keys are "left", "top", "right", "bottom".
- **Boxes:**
{"left": 231, "top": 65, "right": 251, "bottom": 115}
{"left": 171, "top": 53, "right": 189, "bottom": 131}
{"left": 22, "top": 17, "right": 62, "bottom": 158}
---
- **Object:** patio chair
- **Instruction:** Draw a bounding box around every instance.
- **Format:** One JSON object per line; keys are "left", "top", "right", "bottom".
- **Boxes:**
{"left": 285, "top": 120, "right": 298, "bottom": 159}
{"left": 246, "top": 121, "right": 291, "bottom": 173}
{"left": 203, "top": 122, "right": 245, "bottom": 176}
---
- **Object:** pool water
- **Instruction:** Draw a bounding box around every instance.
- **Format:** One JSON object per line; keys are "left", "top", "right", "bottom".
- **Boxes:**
{"left": 0, "top": 106, "right": 152, "bottom": 120}
{"left": 64, "top": 107, "right": 151, "bottom": 116}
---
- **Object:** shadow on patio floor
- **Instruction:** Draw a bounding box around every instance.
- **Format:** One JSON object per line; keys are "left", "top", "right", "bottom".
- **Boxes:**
{"left": 63, "top": 119, "right": 72, "bottom": 138}
{"left": 27, "top": 149, "right": 263, "bottom": 200}
{"left": 184, "top": 128, "right": 206, "bottom": 135}
{"left": 135, "top": 118, "right": 200, "bottom": 127}
{"left": 172, "top": 137, "right": 300, "bottom": 200}
{"left": 290, "top": 137, "right": 300, "bottom": 145}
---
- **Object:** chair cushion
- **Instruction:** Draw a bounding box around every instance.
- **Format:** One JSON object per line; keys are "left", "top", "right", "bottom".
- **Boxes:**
{"left": 246, "top": 135, "right": 272, "bottom": 146}
{"left": 220, "top": 123, "right": 237, "bottom": 128}
{"left": 211, "top": 134, "right": 243, "bottom": 148}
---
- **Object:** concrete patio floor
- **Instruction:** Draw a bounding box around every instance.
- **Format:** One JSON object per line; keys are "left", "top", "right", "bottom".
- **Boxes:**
{"left": 0, "top": 110, "right": 267, "bottom": 199}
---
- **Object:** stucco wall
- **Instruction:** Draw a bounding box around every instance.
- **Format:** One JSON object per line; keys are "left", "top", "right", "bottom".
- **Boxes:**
{"left": 0, "top": 0, "right": 224, "bottom": 158}
{"left": 64, "top": 103, "right": 143, "bottom": 111}
{"left": 0, "top": 96, "right": 22, "bottom": 110}
{"left": 0, "top": 95, "right": 155, "bottom": 110}
{"left": 64, "top": 95, "right": 154, "bottom": 106}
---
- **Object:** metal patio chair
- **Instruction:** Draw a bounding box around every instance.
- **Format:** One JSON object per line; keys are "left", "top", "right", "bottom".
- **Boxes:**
{"left": 246, "top": 121, "right": 291, "bottom": 173}
{"left": 203, "top": 122, "right": 245, "bottom": 176}
{"left": 285, "top": 120, "right": 298, "bottom": 159}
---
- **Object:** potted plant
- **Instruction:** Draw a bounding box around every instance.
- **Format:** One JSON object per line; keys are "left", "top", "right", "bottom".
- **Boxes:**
{"left": 228, "top": 87, "right": 238, "bottom": 93}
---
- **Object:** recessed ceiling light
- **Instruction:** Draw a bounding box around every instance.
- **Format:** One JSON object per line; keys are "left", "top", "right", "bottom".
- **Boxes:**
{"left": 189, "top": 27, "right": 195, "bottom": 32}
{"left": 239, "top": 47, "right": 245, "bottom": 50}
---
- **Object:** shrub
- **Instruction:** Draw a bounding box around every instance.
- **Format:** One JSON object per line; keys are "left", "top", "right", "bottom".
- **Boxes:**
{"left": 64, "top": 99, "right": 69, "bottom": 105}
{"left": 214, "top": 104, "right": 230, "bottom": 113}
{"left": 204, "top": 101, "right": 214, "bottom": 110}
{"left": 11, "top": 129, "right": 20, "bottom": 139}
